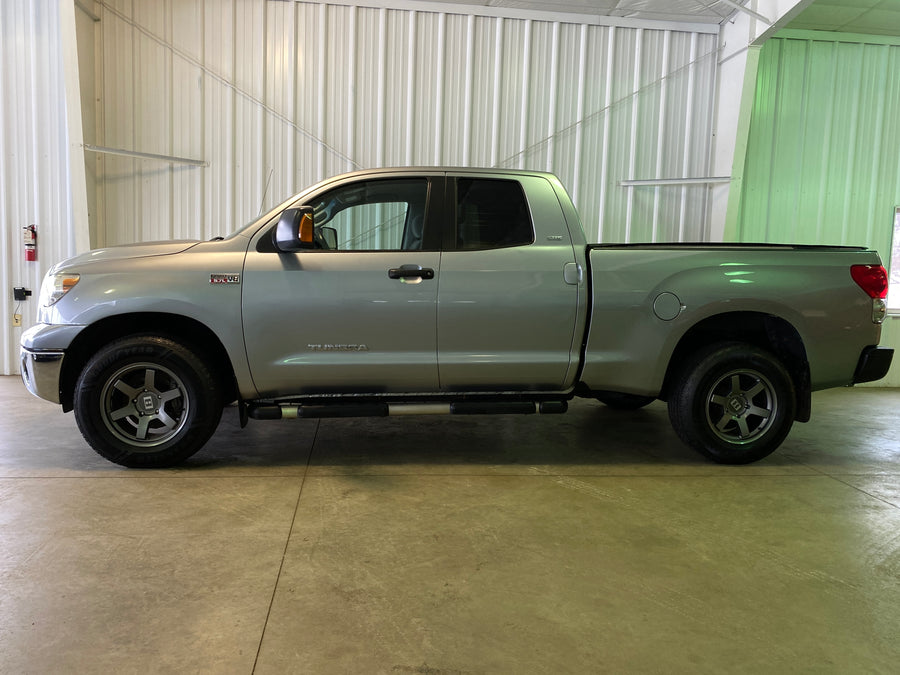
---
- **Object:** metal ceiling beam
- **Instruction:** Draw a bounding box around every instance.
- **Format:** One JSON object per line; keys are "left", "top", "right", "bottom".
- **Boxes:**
{"left": 313, "top": 1, "right": 721, "bottom": 33}
{"left": 716, "top": 0, "right": 772, "bottom": 25}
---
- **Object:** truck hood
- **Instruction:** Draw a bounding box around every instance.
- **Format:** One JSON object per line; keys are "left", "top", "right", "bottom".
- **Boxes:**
{"left": 52, "top": 240, "right": 200, "bottom": 271}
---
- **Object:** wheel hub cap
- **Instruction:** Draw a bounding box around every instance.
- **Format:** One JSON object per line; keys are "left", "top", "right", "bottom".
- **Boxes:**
{"left": 726, "top": 394, "right": 748, "bottom": 416}
{"left": 706, "top": 369, "right": 777, "bottom": 444}
{"left": 137, "top": 391, "right": 159, "bottom": 415}
{"left": 100, "top": 363, "right": 190, "bottom": 448}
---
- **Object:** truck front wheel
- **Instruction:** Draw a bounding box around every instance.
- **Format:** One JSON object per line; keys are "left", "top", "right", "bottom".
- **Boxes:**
{"left": 668, "top": 343, "right": 796, "bottom": 464}
{"left": 74, "top": 336, "right": 223, "bottom": 467}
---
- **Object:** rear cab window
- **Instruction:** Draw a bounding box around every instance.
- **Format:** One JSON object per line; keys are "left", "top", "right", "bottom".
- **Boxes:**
{"left": 454, "top": 178, "right": 535, "bottom": 250}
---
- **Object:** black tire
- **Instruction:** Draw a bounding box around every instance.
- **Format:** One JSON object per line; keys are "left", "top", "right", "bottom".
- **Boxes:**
{"left": 595, "top": 392, "right": 656, "bottom": 410}
{"left": 667, "top": 342, "right": 796, "bottom": 464}
{"left": 74, "top": 336, "right": 223, "bottom": 468}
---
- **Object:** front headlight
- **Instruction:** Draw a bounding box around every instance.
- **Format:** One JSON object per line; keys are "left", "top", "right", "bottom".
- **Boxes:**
{"left": 39, "top": 272, "right": 80, "bottom": 307}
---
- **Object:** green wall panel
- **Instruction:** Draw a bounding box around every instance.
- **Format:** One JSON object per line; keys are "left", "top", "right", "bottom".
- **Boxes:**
{"left": 737, "top": 31, "right": 900, "bottom": 264}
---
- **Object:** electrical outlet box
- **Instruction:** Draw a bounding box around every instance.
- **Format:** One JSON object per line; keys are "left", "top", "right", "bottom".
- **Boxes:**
{"left": 13, "top": 314, "right": 22, "bottom": 327}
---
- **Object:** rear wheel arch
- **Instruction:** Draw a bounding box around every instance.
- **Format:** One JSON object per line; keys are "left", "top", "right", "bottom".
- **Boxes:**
{"left": 661, "top": 312, "right": 810, "bottom": 422}
{"left": 60, "top": 313, "right": 238, "bottom": 411}
{"left": 667, "top": 341, "right": 797, "bottom": 464}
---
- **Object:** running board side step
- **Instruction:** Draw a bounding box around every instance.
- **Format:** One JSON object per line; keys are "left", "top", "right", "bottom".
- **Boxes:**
{"left": 247, "top": 400, "right": 568, "bottom": 420}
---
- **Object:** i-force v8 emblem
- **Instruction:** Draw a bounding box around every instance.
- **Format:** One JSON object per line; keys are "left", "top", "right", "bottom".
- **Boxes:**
{"left": 210, "top": 273, "right": 241, "bottom": 284}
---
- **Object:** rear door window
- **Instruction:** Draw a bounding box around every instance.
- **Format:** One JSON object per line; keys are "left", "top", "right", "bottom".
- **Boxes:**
{"left": 454, "top": 178, "right": 534, "bottom": 250}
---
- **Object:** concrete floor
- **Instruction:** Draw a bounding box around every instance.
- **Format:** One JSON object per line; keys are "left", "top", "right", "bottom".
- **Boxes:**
{"left": 1, "top": 376, "right": 899, "bottom": 673}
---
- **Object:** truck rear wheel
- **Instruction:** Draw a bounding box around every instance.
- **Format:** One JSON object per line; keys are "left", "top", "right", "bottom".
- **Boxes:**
{"left": 74, "top": 336, "right": 223, "bottom": 467}
{"left": 668, "top": 342, "right": 796, "bottom": 464}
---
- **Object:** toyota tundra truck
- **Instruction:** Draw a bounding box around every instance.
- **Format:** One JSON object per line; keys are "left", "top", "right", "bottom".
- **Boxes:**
{"left": 20, "top": 167, "right": 894, "bottom": 467}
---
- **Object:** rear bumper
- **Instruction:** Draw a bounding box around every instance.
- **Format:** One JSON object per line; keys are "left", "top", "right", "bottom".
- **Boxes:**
{"left": 20, "top": 348, "right": 64, "bottom": 404}
{"left": 853, "top": 346, "right": 894, "bottom": 384}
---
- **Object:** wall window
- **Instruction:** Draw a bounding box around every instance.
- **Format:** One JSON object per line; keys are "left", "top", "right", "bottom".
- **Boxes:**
{"left": 890, "top": 207, "right": 900, "bottom": 312}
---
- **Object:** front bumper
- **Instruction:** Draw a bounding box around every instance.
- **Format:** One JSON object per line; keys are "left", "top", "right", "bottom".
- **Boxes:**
{"left": 853, "top": 345, "right": 894, "bottom": 384}
{"left": 19, "top": 323, "right": 86, "bottom": 405}
{"left": 21, "top": 348, "right": 65, "bottom": 403}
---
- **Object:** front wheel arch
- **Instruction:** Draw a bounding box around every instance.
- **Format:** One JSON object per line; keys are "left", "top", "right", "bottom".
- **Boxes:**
{"left": 74, "top": 336, "right": 224, "bottom": 467}
{"left": 60, "top": 313, "right": 237, "bottom": 412}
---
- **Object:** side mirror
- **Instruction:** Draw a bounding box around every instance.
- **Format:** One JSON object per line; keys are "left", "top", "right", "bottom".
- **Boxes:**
{"left": 274, "top": 206, "right": 315, "bottom": 252}
{"left": 319, "top": 226, "right": 338, "bottom": 250}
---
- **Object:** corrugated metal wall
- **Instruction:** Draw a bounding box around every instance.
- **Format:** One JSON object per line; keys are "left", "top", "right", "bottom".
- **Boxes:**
{"left": 735, "top": 29, "right": 900, "bottom": 386}
{"left": 94, "top": 0, "right": 719, "bottom": 248}
{"left": 0, "top": 0, "right": 719, "bottom": 376}
{"left": 1, "top": 1, "right": 82, "bottom": 375}
{"left": 736, "top": 30, "right": 900, "bottom": 259}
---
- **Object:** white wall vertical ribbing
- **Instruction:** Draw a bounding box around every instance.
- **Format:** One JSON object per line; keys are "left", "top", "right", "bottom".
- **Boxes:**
{"left": 1, "top": 1, "right": 87, "bottom": 375}
{"left": 91, "top": 1, "right": 717, "bottom": 247}
{"left": 0, "top": 0, "right": 720, "bottom": 374}
{"left": 93, "top": 0, "right": 716, "bottom": 248}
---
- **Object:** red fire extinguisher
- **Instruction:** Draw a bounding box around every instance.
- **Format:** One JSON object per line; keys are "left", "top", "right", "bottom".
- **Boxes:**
{"left": 24, "top": 225, "right": 37, "bottom": 262}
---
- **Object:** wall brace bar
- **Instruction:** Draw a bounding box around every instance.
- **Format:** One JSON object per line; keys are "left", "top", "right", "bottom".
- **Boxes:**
{"left": 619, "top": 176, "right": 732, "bottom": 187}
{"left": 83, "top": 144, "right": 208, "bottom": 167}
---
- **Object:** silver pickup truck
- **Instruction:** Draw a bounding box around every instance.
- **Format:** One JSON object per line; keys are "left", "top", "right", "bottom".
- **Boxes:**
{"left": 21, "top": 168, "right": 893, "bottom": 467}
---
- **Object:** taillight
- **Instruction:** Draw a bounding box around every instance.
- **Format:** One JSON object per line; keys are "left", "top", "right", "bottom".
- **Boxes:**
{"left": 850, "top": 265, "right": 888, "bottom": 299}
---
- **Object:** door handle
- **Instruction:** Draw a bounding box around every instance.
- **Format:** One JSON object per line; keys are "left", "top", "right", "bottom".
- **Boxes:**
{"left": 388, "top": 266, "right": 435, "bottom": 280}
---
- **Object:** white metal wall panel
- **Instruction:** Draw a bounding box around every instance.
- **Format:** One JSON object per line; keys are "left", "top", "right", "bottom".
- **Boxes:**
{"left": 0, "top": 0, "right": 720, "bottom": 376}
{"left": 171, "top": 0, "right": 203, "bottom": 240}
{"left": 1, "top": 0, "right": 82, "bottom": 375}
{"left": 233, "top": 0, "right": 266, "bottom": 226}
{"left": 137, "top": 0, "right": 171, "bottom": 243}
{"left": 202, "top": 0, "right": 236, "bottom": 237}
{"left": 99, "top": 0, "right": 135, "bottom": 246}
{"left": 90, "top": 1, "right": 718, "bottom": 248}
